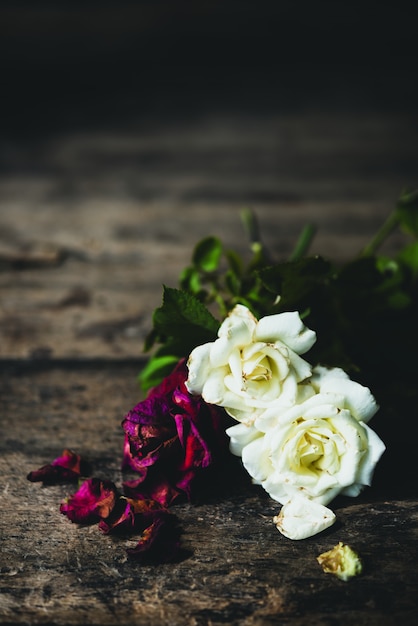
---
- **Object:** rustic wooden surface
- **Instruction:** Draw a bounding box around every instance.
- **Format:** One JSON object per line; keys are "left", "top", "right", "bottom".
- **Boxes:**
{"left": 1, "top": 4, "right": 418, "bottom": 621}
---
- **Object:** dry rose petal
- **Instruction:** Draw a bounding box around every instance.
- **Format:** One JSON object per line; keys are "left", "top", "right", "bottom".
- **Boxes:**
{"left": 98, "top": 497, "right": 136, "bottom": 534}
{"left": 122, "top": 359, "right": 229, "bottom": 506}
{"left": 60, "top": 478, "right": 118, "bottom": 524}
{"left": 126, "top": 510, "right": 182, "bottom": 563}
{"left": 97, "top": 493, "right": 182, "bottom": 563}
{"left": 27, "top": 449, "right": 89, "bottom": 485}
{"left": 98, "top": 497, "right": 164, "bottom": 534}
{"left": 128, "top": 498, "right": 164, "bottom": 515}
{"left": 122, "top": 474, "right": 181, "bottom": 509}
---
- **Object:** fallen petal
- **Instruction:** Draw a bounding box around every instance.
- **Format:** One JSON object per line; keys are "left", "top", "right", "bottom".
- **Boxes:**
{"left": 27, "top": 449, "right": 89, "bottom": 485}
{"left": 273, "top": 496, "right": 336, "bottom": 540}
{"left": 122, "top": 476, "right": 181, "bottom": 507}
{"left": 98, "top": 498, "right": 136, "bottom": 534}
{"left": 126, "top": 511, "right": 182, "bottom": 563}
{"left": 317, "top": 542, "right": 363, "bottom": 581}
{"left": 60, "top": 478, "right": 118, "bottom": 524}
{"left": 99, "top": 497, "right": 164, "bottom": 534}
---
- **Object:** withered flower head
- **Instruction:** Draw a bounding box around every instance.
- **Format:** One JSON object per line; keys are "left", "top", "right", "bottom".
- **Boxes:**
{"left": 122, "top": 359, "right": 228, "bottom": 506}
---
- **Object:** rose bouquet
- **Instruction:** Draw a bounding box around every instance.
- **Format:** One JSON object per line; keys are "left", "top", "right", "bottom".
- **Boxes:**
{"left": 127, "top": 189, "right": 418, "bottom": 541}
{"left": 131, "top": 303, "right": 385, "bottom": 541}
{"left": 29, "top": 189, "right": 418, "bottom": 561}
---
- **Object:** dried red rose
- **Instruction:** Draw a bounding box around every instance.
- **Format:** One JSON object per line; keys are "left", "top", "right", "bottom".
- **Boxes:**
{"left": 122, "top": 359, "right": 228, "bottom": 506}
{"left": 27, "top": 449, "right": 89, "bottom": 485}
{"left": 60, "top": 478, "right": 118, "bottom": 524}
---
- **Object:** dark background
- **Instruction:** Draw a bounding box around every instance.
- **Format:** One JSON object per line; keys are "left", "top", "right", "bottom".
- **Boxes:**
{"left": 1, "top": 1, "right": 417, "bottom": 137}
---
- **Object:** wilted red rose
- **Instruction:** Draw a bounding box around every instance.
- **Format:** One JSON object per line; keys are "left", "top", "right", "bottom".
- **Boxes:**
{"left": 122, "top": 359, "right": 228, "bottom": 506}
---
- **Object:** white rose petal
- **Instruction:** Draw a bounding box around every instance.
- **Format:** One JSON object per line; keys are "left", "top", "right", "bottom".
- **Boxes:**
{"left": 311, "top": 365, "right": 349, "bottom": 381}
{"left": 209, "top": 336, "right": 235, "bottom": 368}
{"left": 185, "top": 343, "right": 212, "bottom": 395}
{"left": 283, "top": 349, "right": 313, "bottom": 384}
{"left": 226, "top": 422, "right": 262, "bottom": 458}
{"left": 255, "top": 311, "right": 317, "bottom": 354}
{"left": 311, "top": 366, "right": 379, "bottom": 423}
{"left": 274, "top": 496, "right": 336, "bottom": 540}
{"left": 201, "top": 367, "right": 229, "bottom": 405}
{"left": 240, "top": 433, "right": 272, "bottom": 484}
{"left": 211, "top": 321, "right": 253, "bottom": 367}
{"left": 342, "top": 421, "right": 386, "bottom": 493}
{"left": 220, "top": 303, "right": 258, "bottom": 331}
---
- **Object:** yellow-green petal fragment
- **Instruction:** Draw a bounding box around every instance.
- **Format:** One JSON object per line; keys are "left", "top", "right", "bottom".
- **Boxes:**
{"left": 317, "top": 542, "right": 363, "bottom": 581}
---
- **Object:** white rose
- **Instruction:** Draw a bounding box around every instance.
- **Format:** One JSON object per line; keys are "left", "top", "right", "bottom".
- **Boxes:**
{"left": 226, "top": 366, "right": 385, "bottom": 538}
{"left": 186, "top": 304, "right": 316, "bottom": 424}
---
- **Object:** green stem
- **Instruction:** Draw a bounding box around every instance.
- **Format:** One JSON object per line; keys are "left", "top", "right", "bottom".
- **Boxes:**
{"left": 241, "top": 207, "right": 261, "bottom": 245}
{"left": 214, "top": 292, "right": 228, "bottom": 318}
{"left": 241, "top": 207, "right": 272, "bottom": 267}
{"left": 360, "top": 210, "right": 400, "bottom": 257}
{"left": 289, "top": 223, "right": 317, "bottom": 262}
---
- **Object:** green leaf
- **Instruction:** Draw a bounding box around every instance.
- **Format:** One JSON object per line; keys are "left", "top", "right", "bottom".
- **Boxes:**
{"left": 397, "top": 240, "right": 418, "bottom": 279}
{"left": 138, "top": 355, "right": 179, "bottom": 394}
{"left": 337, "top": 256, "right": 378, "bottom": 286}
{"left": 152, "top": 286, "right": 220, "bottom": 355}
{"left": 179, "top": 266, "right": 203, "bottom": 295}
{"left": 225, "top": 249, "right": 243, "bottom": 278}
{"left": 192, "top": 236, "right": 222, "bottom": 272}
{"left": 259, "top": 257, "right": 332, "bottom": 308}
{"left": 336, "top": 256, "right": 410, "bottom": 316}
{"left": 396, "top": 188, "right": 418, "bottom": 237}
{"left": 375, "top": 258, "right": 410, "bottom": 310}
{"left": 143, "top": 327, "right": 159, "bottom": 352}
{"left": 224, "top": 269, "right": 241, "bottom": 296}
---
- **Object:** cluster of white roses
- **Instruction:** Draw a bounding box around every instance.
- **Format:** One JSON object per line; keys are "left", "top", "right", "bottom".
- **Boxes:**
{"left": 185, "top": 304, "right": 385, "bottom": 540}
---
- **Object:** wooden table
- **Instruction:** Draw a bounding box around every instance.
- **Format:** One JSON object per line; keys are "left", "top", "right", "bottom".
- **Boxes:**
{"left": 1, "top": 106, "right": 418, "bottom": 624}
